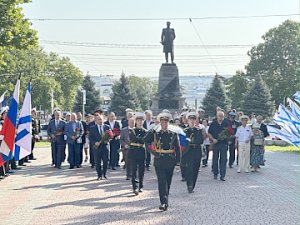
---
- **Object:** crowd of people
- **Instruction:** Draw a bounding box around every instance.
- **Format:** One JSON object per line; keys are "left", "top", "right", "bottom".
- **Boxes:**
{"left": 0, "top": 105, "right": 270, "bottom": 211}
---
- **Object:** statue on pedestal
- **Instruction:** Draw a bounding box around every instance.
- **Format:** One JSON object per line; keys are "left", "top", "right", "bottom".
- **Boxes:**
{"left": 161, "top": 21, "right": 176, "bottom": 64}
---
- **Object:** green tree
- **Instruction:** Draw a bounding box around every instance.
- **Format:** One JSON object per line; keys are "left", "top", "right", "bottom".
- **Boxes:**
{"left": 128, "top": 76, "right": 156, "bottom": 110}
{"left": 202, "top": 74, "right": 230, "bottom": 117}
{"left": 0, "top": 48, "right": 83, "bottom": 112}
{"left": 47, "top": 53, "right": 83, "bottom": 111}
{"left": 73, "top": 74, "right": 101, "bottom": 114}
{"left": 246, "top": 20, "right": 299, "bottom": 105}
{"left": 242, "top": 75, "right": 274, "bottom": 117}
{"left": 226, "top": 70, "right": 249, "bottom": 110}
{"left": 110, "top": 73, "right": 136, "bottom": 117}
{"left": 0, "top": 0, "right": 38, "bottom": 50}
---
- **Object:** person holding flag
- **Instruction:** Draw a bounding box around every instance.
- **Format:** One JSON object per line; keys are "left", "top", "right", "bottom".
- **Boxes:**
{"left": 0, "top": 79, "right": 21, "bottom": 172}
{"left": 144, "top": 112, "right": 180, "bottom": 211}
{"left": 182, "top": 112, "right": 205, "bottom": 193}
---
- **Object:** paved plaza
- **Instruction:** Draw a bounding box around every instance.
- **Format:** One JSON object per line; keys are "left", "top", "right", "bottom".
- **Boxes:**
{"left": 0, "top": 147, "right": 299, "bottom": 225}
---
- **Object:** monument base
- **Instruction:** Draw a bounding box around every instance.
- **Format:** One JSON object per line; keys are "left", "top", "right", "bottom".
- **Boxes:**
{"left": 150, "top": 63, "right": 185, "bottom": 116}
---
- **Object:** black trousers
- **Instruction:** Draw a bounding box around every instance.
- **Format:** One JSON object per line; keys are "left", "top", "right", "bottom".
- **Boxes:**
{"left": 154, "top": 156, "right": 176, "bottom": 205}
{"left": 52, "top": 142, "right": 64, "bottom": 168}
{"left": 28, "top": 138, "right": 36, "bottom": 160}
{"left": 185, "top": 149, "right": 202, "bottom": 190}
{"left": 131, "top": 158, "right": 145, "bottom": 190}
{"left": 89, "top": 144, "right": 95, "bottom": 166}
{"left": 94, "top": 146, "right": 109, "bottom": 177}
{"left": 202, "top": 145, "right": 210, "bottom": 165}
{"left": 228, "top": 140, "right": 236, "bottom": 166}
{"left": 212, "top": 143, "right": 228, "bottom": 178}
{"left": 180, "top": 157, "right": 187, "bottom": 179}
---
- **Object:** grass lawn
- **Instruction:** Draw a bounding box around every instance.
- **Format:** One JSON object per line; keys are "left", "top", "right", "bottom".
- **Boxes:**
{"left": 265, "top": 145, "right": 300, "bottom": 152}
{"left": 35, "top": 141, "right": 51, "bottom": 148}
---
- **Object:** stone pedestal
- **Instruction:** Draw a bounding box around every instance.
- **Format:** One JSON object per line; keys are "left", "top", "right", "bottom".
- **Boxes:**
{"left": 150, "top": 63, "right": 185, "bottom": 115}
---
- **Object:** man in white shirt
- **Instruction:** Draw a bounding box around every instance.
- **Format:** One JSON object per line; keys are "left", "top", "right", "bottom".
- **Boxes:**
{"left": 235, "top": 115, "right": 252, "bottom": 173}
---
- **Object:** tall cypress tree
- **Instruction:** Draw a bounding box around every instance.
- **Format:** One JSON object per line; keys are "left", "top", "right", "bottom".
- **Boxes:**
{"left": 242, "top": 75, "right": 274, "bottom": 117}
{"left": 73, "top": 74, "right": 101, "bottom": 114}
{"left": 202, "top": 74, "right": 230, "bottom": 117}
{"left": 109, "top": 73, "right": 136, "bottom": 117}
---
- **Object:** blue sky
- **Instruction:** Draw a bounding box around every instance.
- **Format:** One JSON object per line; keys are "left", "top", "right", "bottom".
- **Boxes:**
{"left": 23, "top": 0, "right": 299, "bottom": 76}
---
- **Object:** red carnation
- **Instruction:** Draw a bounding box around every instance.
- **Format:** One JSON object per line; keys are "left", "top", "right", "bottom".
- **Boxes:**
{"left": 106, "top": 130, "right": 114, "bottom": 139}
{"left": 113, "top": 128, "right": 120, "bottom": 136}
{"left": 226, "top": 127, "right": 235, "bottom": 136}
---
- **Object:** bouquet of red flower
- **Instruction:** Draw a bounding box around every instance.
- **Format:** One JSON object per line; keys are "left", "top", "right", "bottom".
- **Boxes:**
{"left": 112, "top": 128, "right": 120, "bottom": 136}
{"left": 73, "top": 127, "right": 82, "bottom": 143}
{"left": 51, "top": 128, "right": 63, "bottom": 142}
{"left": 218, "top": 127, "right": 235, "bottom": 141}
{"left": 94, "top": 130, "right": 114, "bottom": 149}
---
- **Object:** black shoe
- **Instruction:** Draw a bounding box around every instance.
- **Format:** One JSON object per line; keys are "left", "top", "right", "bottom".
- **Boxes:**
{"left": 97, "top": 176, "right": 102, "bottom": 181}
{"left": 139, "top": 188, "right": 143, "bottom": 193}
{"left": 134, "top": 179, "right": 139, "bottom": 183}
{"left": 181, "top": 178, "right": 186, "bottom": 182}
{"left": 220, "top": 177, "right": 226, "bottom": 181}
{"left": 133, "top": 189, "right": 139, "bottom": 195}
{"left": 214, "top": 175, "right": 217, "bottom": 180}
{"left": 116, "top": 164, "right": 120, "bottom": 167}
{"left": 19, "top": 164, "right": 26, "bottom": 166}
{"left": 159, "top": 204, "right": 168, "bottom": 211}
{"left": 146, "top": 167, "right": 150, "bottom": 171}
{"left": 108, "top": 166, "right": 111, "bottom": 169}
{"left": 123, "top": 165, "right": 126, "bottom": 169}
{"left": 57, "top": 166, "right": 61, "bottom": 169}
{"left": 91, "top": 165, "right": 94, "bottom": 169}
{"left": 30, "top": 158, "right": 37, "bottom": 160}
{"left": 229, "top": 165, "right": 233, "bottom": 168}
{"left": 126, "top": 176, "right": 130, "bottom": 180}
{"left": 202, "top": 164, "right": 208, "bottom": 168}
{"left": 103, "top": 175, "right": 107, "bottom": 179}
{"left": 188, "top": 186, "right": 194, "bottom": 193}
{"left": 111, "top": 167, "right": 116, "bottom": 170}
{"left": 69, "top": 167, "right": 74, "bottom": 169}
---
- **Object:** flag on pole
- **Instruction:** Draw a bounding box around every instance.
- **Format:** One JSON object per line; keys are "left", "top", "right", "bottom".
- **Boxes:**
{"left": 0, "top": 80, "right": 20, "bottom": 160}
{"left": 267, "top": 125, "right": 300, "bottom": 147}
{"left": 293, "top": 91, "right": 300, "bottom": 104}
{"left": 287, "top": 98, "right": 300, "bottom": 119}
{"left": 0, "top": 90, "right": 7, "bottom": 108}
{"left": 14, "top": 83, "right": 32, "bottom": 160}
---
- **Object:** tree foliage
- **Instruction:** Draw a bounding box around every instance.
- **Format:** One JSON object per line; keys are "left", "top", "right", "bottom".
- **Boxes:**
{"left": 202, "top": 74, "right": 230, "bottom": 117}
{"left": 225, "top": 70, "right": 249, "bottom": 110}
{"left": 73, "top": 74, "right": 101, "bottom": 114}
{"left": 0, "top": 48, "right": 83, "bottom": 113}
{"left": 0, "top": 0, "right": 38, "bottom": 50}
{"left": 110, "top": 73, "right": 136, "bottom": 116}
{"left": 242, "top": 75, "right": 274, "bottom": 117}
{"left": 246, "top": 20, "right": 299, "bottom": 105}
{"left": 128, "top": 75, "right": 156, "bottom": 111}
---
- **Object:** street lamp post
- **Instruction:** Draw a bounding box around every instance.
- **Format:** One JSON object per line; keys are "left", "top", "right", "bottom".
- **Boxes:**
{"left": 82, "top": 89, "right": 86, "bottom": 117}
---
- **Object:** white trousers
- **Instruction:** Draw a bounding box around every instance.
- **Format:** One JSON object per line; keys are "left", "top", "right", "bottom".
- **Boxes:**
{"left": 238, "top": 143, "right": 250, "bottom": 172}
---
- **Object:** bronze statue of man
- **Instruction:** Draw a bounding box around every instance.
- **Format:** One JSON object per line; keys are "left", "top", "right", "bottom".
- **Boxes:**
{"left": 161, "top": 21, "right": 176, "bottom": 64}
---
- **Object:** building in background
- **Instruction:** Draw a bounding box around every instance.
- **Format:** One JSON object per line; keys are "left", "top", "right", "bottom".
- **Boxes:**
{"left": 90, "top": 75, "right": 115, "bottom": 112}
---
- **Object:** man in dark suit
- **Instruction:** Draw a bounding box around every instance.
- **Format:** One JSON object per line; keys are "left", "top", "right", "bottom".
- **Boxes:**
{"left": 121, "top": 108, "right": 134, "bottom": 128}
{"left": 143, "top": 110, "right": 154, "bottom": 171}
{"left": 89, "top": 114, "right": 111, "bottom": 180}
{"left": 105, "top": 112, "right": 121, "bottom": 170}
{"left": 120, "top": 118, "right": 134, "bottom": 180}
{"left": 65, "top": 113, "right": 84, "bottom": 169}
{"left": 77, "top": 112, "right": 86, "bottom": 165}
{"left": 47, "top": 111, "right": 66, "bottom": 169}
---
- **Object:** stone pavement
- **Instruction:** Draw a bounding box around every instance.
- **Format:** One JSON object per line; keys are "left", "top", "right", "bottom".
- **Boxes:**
{"left": 0, "top": 147, "right": 299, "bottom": 225}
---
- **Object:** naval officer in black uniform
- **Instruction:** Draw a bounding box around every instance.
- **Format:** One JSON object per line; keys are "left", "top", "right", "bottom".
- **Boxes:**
{"left": 128, "top": 112, "right": 147, "bottom": 195}
{"left": 144, "top": 112, "right": 180, "bottom": 211}
{"left": 182, "top": 112, "right": 205, "bottom": 193}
